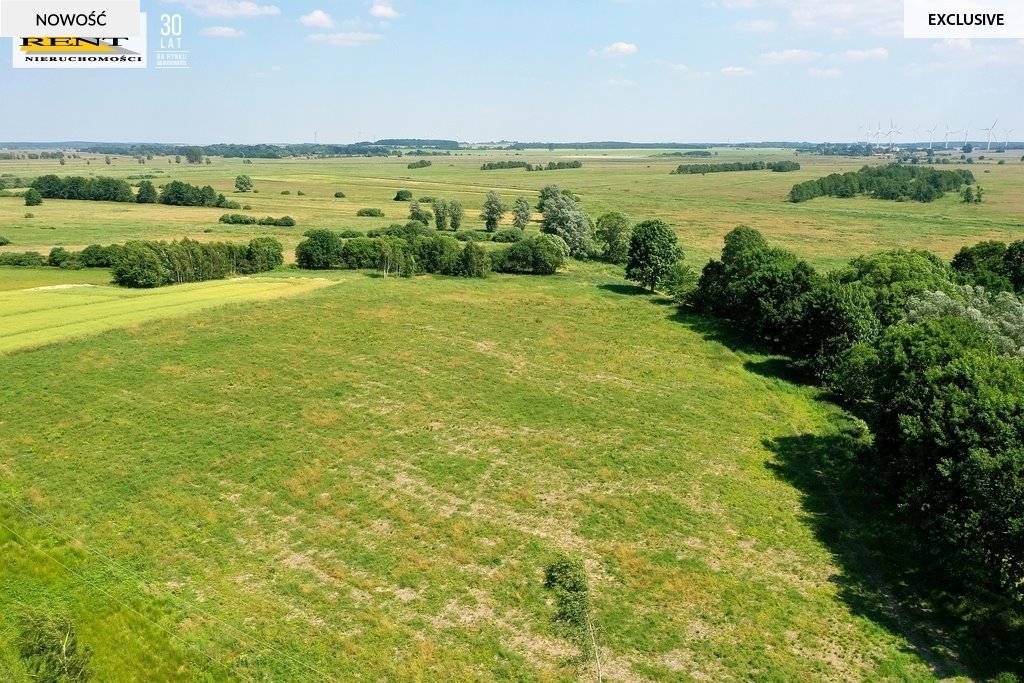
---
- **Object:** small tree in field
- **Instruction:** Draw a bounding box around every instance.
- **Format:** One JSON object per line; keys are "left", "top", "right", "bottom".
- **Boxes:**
{"left": 449, "top": 200, "right": 465, "bottom": 231}
{"left": 24, "top": 189, "right": 43, "bottom": 207}
{"left": 594, "top": 212, "right": 631, "bottom": 264}
{"left": 512, "top": 195, "right": 532, "bottom": 230}
{"left": 480, "top": 191, "right": 507, "bottom": 232}
{"left": 434, "top": 198, "right": 450, "bottom": 231}
{"left": 235, "top": 175, "right": 254, "bottom": 192}
{"left": 626, "top": 219, "right": 682, "bottom": 292}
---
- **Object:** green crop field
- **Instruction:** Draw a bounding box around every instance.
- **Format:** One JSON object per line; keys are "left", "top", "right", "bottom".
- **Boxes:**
{"left": 0, "top": 149, "right": 1018, "bottom": 681}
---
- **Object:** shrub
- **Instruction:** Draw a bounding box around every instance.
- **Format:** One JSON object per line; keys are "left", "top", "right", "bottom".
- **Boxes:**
{"left": 79, "top": 244, "right": 122, "bottom": 268}
{"left": 0, "top": 252, "right": 47, "bottom": 267}
{"left": 281, "top": 190, "right": 291, "bottom": 195}
{"left": 338, "top": 229, "right": 363, "bottom": 239}
{"left": 413, "top": 234, "right": 462, "bottom": 275}
{"left": 48, "top": 247, "right": 75, "bottom": 268}
{"left": 24, "top": 213, "right": 34, "bottom": 219}
{"left": 544, "top": 556, "right": 593, "bottom": 658}
{"left": 17, "top": 612, "right": 92, "bottom": 683}
{"left": 220, "top": 213, "right": 257, "bottom": 225}
{"left": 491, "top": 228, "right": 524, "bottom": 243}
{"left": 453, "top": 230, "right": 491, "bottom": 243}
{"left": 394, "top": 190, "right": 413, "bottom": 202}
{"left": 334, "top": 191, "right": 346, "bottom": 198}
{"left": 276, "top": 216, "right": 296, "bottom": 227}
{"left": 24, "top": 188, "right": 43, "bottom": 206}
{"left": 367, "top": 222, "right": 434, "bottom": 240}
{"left": 0, "top": 236, "right": 9, "bottom": 246}
{"left": 357, "top": 208, "right": 385, "bottom": 217}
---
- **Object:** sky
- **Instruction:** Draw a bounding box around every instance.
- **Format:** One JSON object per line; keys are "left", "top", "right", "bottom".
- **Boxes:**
{"left": 0, "top": 0, "right": 1022, "bottom": 144}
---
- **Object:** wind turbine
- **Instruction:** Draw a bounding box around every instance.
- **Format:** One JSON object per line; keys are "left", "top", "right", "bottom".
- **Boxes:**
{"left": 982, "top": 118, "right": 999, "bottom": 151}
{"left": 927, "top": 125, "right": 938, "bottom": 150}
{"left": 964, "top": 123, "right": 970, "bottom": 150}
{"left": 943, "top": 122, "right": 957, "bottom": 149}
{"left": 913, "top": 125, "right": 921, "bottom": 148}
{"left": 1003, "top": 128, "right": 1014, "bottom": 151}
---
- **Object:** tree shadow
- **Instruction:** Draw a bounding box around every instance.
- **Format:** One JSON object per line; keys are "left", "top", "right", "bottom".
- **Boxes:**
{"left": 767, "top": 429, "right": 1024, "bottom": 679}
{"left": 596, "top": 283, "right": 652, "bottom": 297}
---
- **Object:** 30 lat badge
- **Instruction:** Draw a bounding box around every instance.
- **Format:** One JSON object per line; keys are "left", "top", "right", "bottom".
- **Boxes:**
{"left": 155, "top": 13, "right": 189, "bottom": 69}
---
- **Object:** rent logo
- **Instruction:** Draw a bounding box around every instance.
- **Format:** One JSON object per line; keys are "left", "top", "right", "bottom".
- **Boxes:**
{"left": 12, "top": 13, "right": 147, "bottom": 68}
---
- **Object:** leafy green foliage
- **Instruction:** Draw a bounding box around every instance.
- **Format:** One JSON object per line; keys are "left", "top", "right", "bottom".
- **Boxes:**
{"left": 234, "top": 175, "right": 254, "bottom": 192}
{"left": 625, "top": 219, "right": 682, "bottom": 292}
{"left": 459, "top": 241, "right": 490, "bottom": 278}
{"left": 356, "top": 208, "right": 385, "bottom": 217}
{"left": 394, "top": 190, "right": 413, "bottom": 202}
{"left": 296, "top": 230, "right": 343, "bottom": 270}
{"left": 789, "top": 164, "right": 974, "bottom": 203}
{"left": 136, "top": 181, "right": 158, "bottom": 204}
{"left": 594, "top": 212, "right": 631, "bottom": 264}
{"left": 540, "top": 192, "right": 591, "bottom": 258}
{"left": 480, "top": 191, "right": 507, "bottom": 232}
{"left": 24, "top": 188, "right": 43, "bottom": 206}
{"left": 512, "top": 195, "right": 532, "bottom": 230}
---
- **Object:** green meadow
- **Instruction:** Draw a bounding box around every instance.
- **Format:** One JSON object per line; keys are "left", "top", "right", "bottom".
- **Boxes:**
{"left": 2, "top": 148, "right": 1023, "bottom": 268}
{"left": 0, "top": 148, "right": 1019, "bottom": 680}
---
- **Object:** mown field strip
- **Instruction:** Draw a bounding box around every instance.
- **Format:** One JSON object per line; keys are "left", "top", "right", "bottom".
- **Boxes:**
{"left": 0, "top": 276, "right": 336, "bottom": 354}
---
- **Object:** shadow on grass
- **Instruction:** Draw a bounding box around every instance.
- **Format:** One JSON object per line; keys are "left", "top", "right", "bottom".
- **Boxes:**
{"left": 767, "top": 429, "right": 1024, "bottom": 680}
{"left": 596, "top": 283, "right": 653, "bottom": 297}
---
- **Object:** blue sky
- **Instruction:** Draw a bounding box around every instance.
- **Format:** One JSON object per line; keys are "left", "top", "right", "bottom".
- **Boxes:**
{"left": 1, "top": 0, "right": 1022, "bottom": 143}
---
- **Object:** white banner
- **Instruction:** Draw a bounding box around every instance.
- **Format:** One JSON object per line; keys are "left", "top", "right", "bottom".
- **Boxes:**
{"left": 0, "top": 0, "right": 141, "bottom": 38}
{"left": 905, "top": 0, "right": 1024, "bottom": 38}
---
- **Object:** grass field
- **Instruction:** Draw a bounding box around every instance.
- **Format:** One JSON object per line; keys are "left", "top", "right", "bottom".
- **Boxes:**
{"left": 0, "top": 147, "right": 1017, "bottom": 681}
{"left": 0, "top": 263, "right": 966, "bottom": 681}
{"left": 2, "top": 148, "right": 1023, "bottom": 269}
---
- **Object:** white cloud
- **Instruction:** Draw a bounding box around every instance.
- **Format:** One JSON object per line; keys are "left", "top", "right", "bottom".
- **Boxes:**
{"left": 369, "top": 1, "right": 400, "bottom": 19}
{"left": 759, "top": 48, "right": 819, "bottom": 64}
{"left": 809, "top": 67, "right": 841, "bottom": 78}
{"left": 308, "top": 32, "right": 383, "bottom": 47}
{"left": 601, "top": 41, "right": 638, "bottom": 57}
{"left": 300, "top": 10, "right": 334, "bottom": 28}
{"left": 845, "top": 47, "right": 888, "bottom": 61}
{"left": 780, "top": 0, "right": 900, "bottom": 36}
{"left": 722, "top": 66, "right": 755, "bottom": 77}
{"left": 201, "top": 26, "right": 245, "bottom": 37}
{"left": 174, "top": 1, "right": 280, "bottom": 17}
{"left": 605, "top": 79, "right": 637, "bottom": 87}
{"left": 735, "top": 19, "right": 777, "bottom": 32}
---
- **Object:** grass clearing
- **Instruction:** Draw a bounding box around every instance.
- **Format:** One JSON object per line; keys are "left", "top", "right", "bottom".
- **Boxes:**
{"left": 0, "top": 272, "right": 336, "bottom": 354}
{"left": 0, "top": 264, "right": 963, "bottom": 681}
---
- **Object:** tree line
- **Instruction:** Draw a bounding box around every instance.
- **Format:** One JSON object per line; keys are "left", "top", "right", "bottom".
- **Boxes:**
{"left": 28, "top": 175, "right": 243, "bottom": 209}
{"left": 671, "top": 160, "right": 800, "bottom": 175}
{"left": 112, "top": 238, "right": 283, "bottom": 288}
{"left": 219, "top": 214, "right": 296, "bottom": 227}
{"left": 295, "top": 229, "right": 567, "bottom": 277}
{"left": 681, "top": 226, "right": 1024, "bottom": 605}
{"left": 788, "top": 164, "right": 975, "bottom": 203}
{"left": 480, "top": 161, "right": 584, "bottom": 172}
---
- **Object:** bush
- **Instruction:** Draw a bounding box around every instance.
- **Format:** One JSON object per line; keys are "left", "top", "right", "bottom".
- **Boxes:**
{"left": 0, "top": 252, "right": 47, "bottom": 267}
{"left": 453, "top": 230, "right": 491, "bottom": 243}
{"left": 80, "top": 244, "right": 122, "bottom": 268}
{"left": 367, "top": 222, "right": 434, "bottom": 240}
{"left": 491, "top": 228, "right": 524, "bottom": 243}
{"left": 394, "top": 190, "right": 413, "bottom": 202}
{"left": 17, "top": 612, "right": 92, "bottom": 683}
{"left": 48, "top": 247, "right": 75, "bottom": 268}
{"left": 24, "top": 213, "right": 34, "bottom": 219}
{"left": 24, "top": 188, "right": 43, "bottom": 206}
{"left": 297, "top": 190, "right": 306, "bottom": 196}
{"left": 276, "top": 216, "right": 296, "bottom": 227}
{"left": 334, "top": 191, "right": 346, "bottom": 198}
{"left": 220, "top": 213, "right": 257, "bottom": 225}
{"left": 407, "top": 160, "right": 432, "bottom": 170}
{"left": 0, "top": 236, "right": 9, "bottom": 246}
{"left": 357, "top": 208, "right": 385, "bottom": 217}
{"left": 281, "top": 190, "right": 291, "bottom": 195}
{"left": 492, "top": 235, "right": 567, "bottom": 275}
{"left": 338, "top": 229, "right": 363, "bottom": 238}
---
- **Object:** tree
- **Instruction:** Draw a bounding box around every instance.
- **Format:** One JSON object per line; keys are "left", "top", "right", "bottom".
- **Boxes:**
{"left": 459, "top": 241, "right": 490, "bottom": 277}
{"left": 537, "top": 184, "right": 563, "bottom": 213}
{"left": 295, "top": 229, "right": 342, "bottom": 269}
{"left": 448, "top": 200, "right": 464, "bottom": 231}
{"left": 408, "top": 200, "right": 432, "bottom": 226}
{"left": 136, "top": 181, "right": 158, "bottom": 204}
{"left": 625, "top": 219, "right": 682, "bottom": 292}
{"left": 512, "top": 195, "right": 532, "bottom": 230}
{"left": 594, "top": 212, "right": 631, "bottom": 264}
{"left": 480, "top": 191, "right": 507, "bottom": 232}
{"left": 962, "top": 143, "right": 974, "bottom": 153}
{"left": 394, "top": 189, "right": 413, "bottom": 202}
{"left": 540, "top": 193, "right": 592, "bottom": 258}
{"left": 433, "top": 198, "right": 450, "bottom": 231}
{"left": 24, "top": 189, "right": 43, "bottom": 207}
{"left": 174, "top": 155, "right": 181, "bottom": 164}
{"left": 184, "top": 146, "right": 204, "bottom": 164}
{"left": 235, "top": 175, "right": 254, "bottom": 193}
{"left": 377, "top": 237, "right": 410, "bottom": 277}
